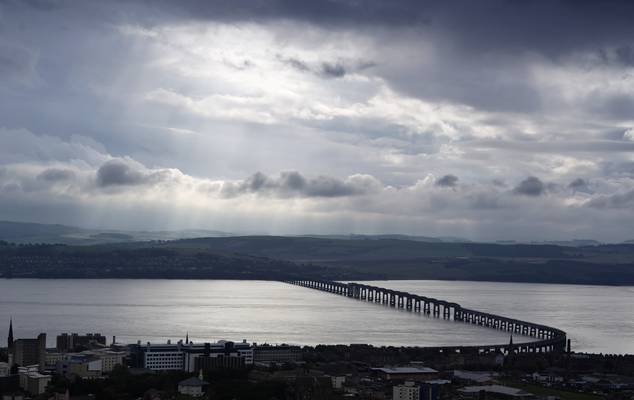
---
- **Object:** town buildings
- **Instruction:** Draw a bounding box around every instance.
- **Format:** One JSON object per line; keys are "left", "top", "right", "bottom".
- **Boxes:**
{"left": 56, "top": 333, "right": 106, "bottom": 353}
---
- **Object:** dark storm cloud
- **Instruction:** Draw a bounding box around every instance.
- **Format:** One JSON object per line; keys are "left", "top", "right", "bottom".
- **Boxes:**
{"left": 320, "top": 62, "right": 346, "bottom": 78}
{"left": 513, "top": 177, "right": 545, "bottom": 197}
{"left": 96, "top": 160, "right": 146, "bottom": 187}
{"left": 221, "top": 171, "right": 379, "bottom": 198}
{"left": 436, "top": 174, "right": 458, "bottom": 188}
{"left": 12, "top": 0, "right": 630, "bottom": 58}
{"left": 36, "top": 168, "right": 75, "bottom": 182}
{"left": 283, "top": 57, "right": 310, "bottom": 72}
{"left": 104, "top": 0, "right": 634, "bottom": 58}
{"left": 280, "top": 56, "right": 373, "bottom": 79}
{"left": 569, "top": 178, "right": 589, "bottom": 191}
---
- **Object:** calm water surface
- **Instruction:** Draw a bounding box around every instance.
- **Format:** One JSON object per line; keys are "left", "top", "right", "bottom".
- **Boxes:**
{"left": 0, "top": 279, "right": 631, "bottom": 354}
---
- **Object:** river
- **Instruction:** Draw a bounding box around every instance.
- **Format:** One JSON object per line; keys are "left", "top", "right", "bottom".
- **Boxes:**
{"left": 0, "top": 279, "right": 631, "bottom": 354}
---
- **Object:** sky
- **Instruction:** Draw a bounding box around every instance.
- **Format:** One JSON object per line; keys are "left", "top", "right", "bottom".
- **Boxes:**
{"left": 1, "top": 0, "right": 634, "bottom": 241}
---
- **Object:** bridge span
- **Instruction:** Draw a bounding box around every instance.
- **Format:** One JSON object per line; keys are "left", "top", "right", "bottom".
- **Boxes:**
{"left": 284, "top": 279, "right": 567, "bottom": 355}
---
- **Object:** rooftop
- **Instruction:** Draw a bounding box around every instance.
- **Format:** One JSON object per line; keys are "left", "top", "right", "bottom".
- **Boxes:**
{"left": 458, "top": 385, "right": 533, "bottom": 398}
{"left": 372, "top": 367, "right": 438, "bottom": 374}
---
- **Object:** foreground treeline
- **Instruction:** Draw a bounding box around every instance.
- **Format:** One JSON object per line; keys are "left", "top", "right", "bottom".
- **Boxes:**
{"left": 47, "top": 367, "right": 287, "bottom": 400}
{"left": 0, "top": 242, "right": 381, "bottom": 280}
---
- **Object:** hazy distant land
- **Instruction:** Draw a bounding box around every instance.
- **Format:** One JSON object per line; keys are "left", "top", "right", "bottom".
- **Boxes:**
{"left": 1, "top": 221, "right": 634, "bottom": 285}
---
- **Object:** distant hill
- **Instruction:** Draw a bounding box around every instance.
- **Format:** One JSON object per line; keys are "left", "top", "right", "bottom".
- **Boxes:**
{"left": 0, "top": 221, "right": 233, "bottom": 245}
{"left": 2, "top": 221, "right": 634, "bottom": 285}
{"left": 144, "top": 236, "right": 634, "bottom": 285}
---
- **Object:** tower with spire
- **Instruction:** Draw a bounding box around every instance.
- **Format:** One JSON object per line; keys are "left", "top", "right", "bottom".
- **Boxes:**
{"left": 7, "top": 318, "right": 13, "bottom": 349}
{"left": 7, "top": 318, "right": 14, "bottom": 367}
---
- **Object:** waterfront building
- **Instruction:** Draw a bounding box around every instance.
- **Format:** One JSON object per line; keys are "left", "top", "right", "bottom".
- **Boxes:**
{"left": 253, "top": 344, "right": 302, "bottom": 364}
{"left": 393, "top": 381, "right": 420, "bottom": 400}
{"left": 56, "top": 333, "right": 106, "bottom": 352}
{"left": 11, "top": 334, "right": 46, "bottom": 371}
{"left": 17, "top": 366, "right": 51, "bottom": 396}
{"left": 127, "top": 339, "right": 253, "bottom": 372}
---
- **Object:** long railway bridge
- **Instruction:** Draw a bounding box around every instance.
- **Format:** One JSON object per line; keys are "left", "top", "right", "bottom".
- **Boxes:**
{"left": 284, "top": 279, "right": 567, "bottom": 354}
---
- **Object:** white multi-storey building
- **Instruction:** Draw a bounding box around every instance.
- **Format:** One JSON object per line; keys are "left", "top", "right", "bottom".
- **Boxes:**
{"left": 144, "top": 348, "right": 185, "bottom": 371}
{"left": 129, "top": 339, "right": 254, "bottom": 372}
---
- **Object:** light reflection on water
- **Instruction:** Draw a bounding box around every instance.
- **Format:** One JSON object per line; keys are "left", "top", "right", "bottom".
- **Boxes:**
{"left": 0, "top": 279, "right": 631, "bottom": 354}
{"left": 366, "top": 280, "right": 634, "bottom": 354}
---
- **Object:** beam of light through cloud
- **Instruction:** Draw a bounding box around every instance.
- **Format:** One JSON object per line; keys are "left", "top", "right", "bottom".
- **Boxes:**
{"left": 1, "top": 0, "right": 634, "bottom": 241}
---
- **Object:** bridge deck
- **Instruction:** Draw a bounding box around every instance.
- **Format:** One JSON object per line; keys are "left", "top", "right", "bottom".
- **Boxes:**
{"left": 284, "top": 279, "right": 567, "bottom": 354}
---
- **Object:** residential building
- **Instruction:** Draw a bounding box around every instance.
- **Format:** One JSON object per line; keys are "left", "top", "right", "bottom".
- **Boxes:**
{"left": 56, "top": 333, "right": 106, "bottom": 352}
{"left": 393, "top": 381, "right": 420, "bottom": 400}
{"left": 11, "top": 334, "right": 46, "bottom": 371}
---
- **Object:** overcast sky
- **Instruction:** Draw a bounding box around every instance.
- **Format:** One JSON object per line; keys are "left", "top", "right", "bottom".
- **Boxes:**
{"left": 1, "top": 0, "right": 634, "bottom": 241}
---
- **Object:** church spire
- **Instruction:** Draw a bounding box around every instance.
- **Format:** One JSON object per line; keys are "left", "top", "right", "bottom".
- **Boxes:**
{"left": 7, "top": 317, "right": 13, "bottom": 349}
{"left": 186, "top": 332, "right": 189, "bottom": 344}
